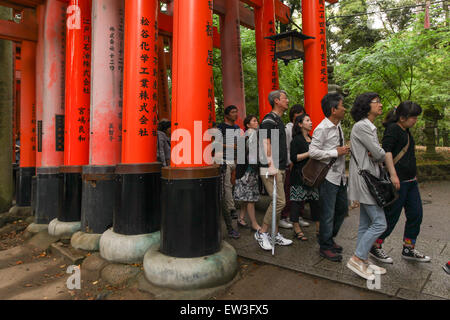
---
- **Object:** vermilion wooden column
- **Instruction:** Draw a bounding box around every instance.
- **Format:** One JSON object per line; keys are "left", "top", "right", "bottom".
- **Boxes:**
{"left": 255, "top": 0, "right": 279, "bottom": 120}
{"left": 16, "top": 41, "right": 36, "bottom": 207}
{"left": 58, "top": 0, "right": 92, "bottom": 227}
{"left": 35, "top": 4, "right": 44, "bottom": 171}
{"left": 144, "top": 2, "right": 237, "bottom": 290}
{"left": 302, "top": 0, "right": 328, "bottom": 131}
{"left": 35, "top": 0, "right": 66, "bottom": 226}
{"left": 170, "top": 0, "right": 215, "bottom": 168}
{"left": 114, "top": 0, "right": 161, "bottom": 236}
{"left": 75, "top": 0, "right": 124, "bottom": 250}
{"left": 64, "top": 0, "right": 91, "bottom": 168}
{"left": 220, "top": 0, "right": 246, "bottom": 128}
{"left": 160, "top": 0, "right": 221, "bottom": 258}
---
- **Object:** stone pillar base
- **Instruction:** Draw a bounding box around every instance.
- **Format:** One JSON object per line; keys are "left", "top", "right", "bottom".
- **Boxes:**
{"left": 71, "top": 231, "right": 102, "bottom": 251}
{"left": 143, "top": 241, "right": 238, "bottom": 290}
{"left": 48, "top": 218, "right": 81, "bottom": 238}
{"left": 99, "top": 228, "right": 160, "bottom": 264}
{"left": 8, "top": 205, "right": 32, "bottom": 216}
{"left": 26, "top": 223, "right": 49, "bottom": 234}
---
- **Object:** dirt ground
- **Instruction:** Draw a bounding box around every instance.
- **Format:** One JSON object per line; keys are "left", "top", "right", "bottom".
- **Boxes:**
{"left": 0, "top": 217, "right": 394, "bottom": 300}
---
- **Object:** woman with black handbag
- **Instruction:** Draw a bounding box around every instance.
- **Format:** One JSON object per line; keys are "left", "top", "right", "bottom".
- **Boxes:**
{"left": 347, "top": 92, "right": 388, "bottom": 280}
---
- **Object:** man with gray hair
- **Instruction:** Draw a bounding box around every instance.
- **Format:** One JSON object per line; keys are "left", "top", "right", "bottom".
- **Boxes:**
{"left": 255, "top": 90, "right": 293, "bottom": 251}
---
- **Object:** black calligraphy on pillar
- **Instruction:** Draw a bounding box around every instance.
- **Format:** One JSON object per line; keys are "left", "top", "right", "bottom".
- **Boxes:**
{"left": 55, "top": 115, "right": 65, "bottom": 151}
{"left": 77, "top": 15, "right": 91, "bottom": 144}
{"left": 117, "top": 8, "right": 124, "bottom": 142}
{"left": 318, "top": 0, "right": 327, "bottom": 84}
{"left": 37, "top": 120, "right": 43, "bottom": 153}
{"left": 109, "top": 27, "right": 115, "bottom": 71}
{"left": 138, "top": 15, "right": 158, "bottom": 138}
{"left": 205, "top": 5, "right": 214, "bottom": 127}
{"left": 268, "top": 19, "right": 278, "bottom": 90}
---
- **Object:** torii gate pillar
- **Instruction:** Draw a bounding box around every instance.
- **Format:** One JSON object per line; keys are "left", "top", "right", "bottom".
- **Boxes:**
{"left": 71, "top": 0, "right": 125, "bottom": 251}
{"left": 302, "top": 0, "right": 329, "bottom": 130}
{"left": 143, "top": 0, "right": 237, "bottom": 290}
{"left": 220, "top": 0, "right": 246, "bottom": 128}
{"left": 49, "top": 0, "right": 92, "bottom": 238}
{"left": 29, "top": 1, "right": 66, "bottom": 234}
{"left": 255, "top": 0, "right": 279, "bottom": 120}
{"left": 99, "top": 0, "right": 161, "bottom": 264}
{"left": 15, "top": 41, "right": 36, "bottom": 208}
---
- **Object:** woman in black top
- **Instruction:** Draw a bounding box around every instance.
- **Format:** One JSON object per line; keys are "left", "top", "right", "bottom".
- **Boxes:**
{"left": 370, "top": 101, "right": 431, "bottom": 264}
{"left": 289, "top": 114, "right": 320, "bottom": 241}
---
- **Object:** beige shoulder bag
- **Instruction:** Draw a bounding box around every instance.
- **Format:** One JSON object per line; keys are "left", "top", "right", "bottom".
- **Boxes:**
{"left": 393, "top": 134, "right": 410, "bottom": 165}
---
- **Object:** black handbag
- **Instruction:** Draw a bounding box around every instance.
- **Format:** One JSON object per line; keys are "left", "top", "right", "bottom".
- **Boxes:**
{"left": 351, "top": 151, "right": 398, "bottom": 208}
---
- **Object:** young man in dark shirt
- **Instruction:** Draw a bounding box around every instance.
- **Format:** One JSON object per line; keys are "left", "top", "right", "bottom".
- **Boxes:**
{"left": 217, "top": 105, "right": 241, "bottom": 238}
{"left": 254, "top": 90, "right": 293, "bottom": 251}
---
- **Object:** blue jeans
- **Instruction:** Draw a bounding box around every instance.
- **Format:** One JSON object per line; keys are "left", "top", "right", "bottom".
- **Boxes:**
{"left": 318, "top": 179, "right": 348, "bottom": 250}
{"left": 355, "top": 204, "right": 387, "bottom": 260}
{"left": 379, "top": 180, "right": 423, "bottom": 242}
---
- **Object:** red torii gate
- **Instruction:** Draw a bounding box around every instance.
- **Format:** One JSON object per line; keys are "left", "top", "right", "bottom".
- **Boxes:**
{"left": 0, "top": 0, "right": 338, "bottom": 289}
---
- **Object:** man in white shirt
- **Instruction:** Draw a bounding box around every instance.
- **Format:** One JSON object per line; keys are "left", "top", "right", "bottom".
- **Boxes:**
{"left": 309, "top": 93, "right": 350, "bottom": 262}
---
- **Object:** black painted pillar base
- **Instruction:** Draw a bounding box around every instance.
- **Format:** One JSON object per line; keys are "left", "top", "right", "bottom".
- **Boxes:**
{"left": 160, "top": 166, "right": 221, "bottom": 258}
{"left": 15, "top": 167, "right": 36, "bottom": 207}
{"left": 113, "top": 163, "right": 162, "bottom": 236}
{"left": 80, "top": 165, "right": 115, "bottom": 234}
{"left": 58, "top": 166, "right": 82, "bottom": 223}
{"left": 35, "top": 167, "right": 60, "bottom": 224}
{"left": 12, "top": 163, "right": 19, "bottom": 200}
{"left": 30, "top": 175, "right": 36, "bottom": 216}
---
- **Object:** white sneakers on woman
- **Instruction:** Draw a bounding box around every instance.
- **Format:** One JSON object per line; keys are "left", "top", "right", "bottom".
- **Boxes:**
{"left": 347, "top": 256, "right": 388, "bottom": 281}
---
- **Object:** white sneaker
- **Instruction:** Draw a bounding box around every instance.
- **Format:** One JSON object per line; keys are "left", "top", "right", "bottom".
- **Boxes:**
{"left": 254, "top": 231, "right": 273, "bottom": 251}
{"left": 279, "top": 219, "right": 293, "bottom": 229}
{"left": 347, "top": 257, "right": 375, "bottom": 281}
{"left": 273, "top": 232, "right": 293, "bottom": 246}
{"left": 298, "top": 217, "right": 310, "bottom": 227}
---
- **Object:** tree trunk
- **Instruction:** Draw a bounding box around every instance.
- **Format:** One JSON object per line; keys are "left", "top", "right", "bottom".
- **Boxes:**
{"left": 442, "top": 128, "right": 449, "bottom": 147}
{"left": 0, "top": 6, "right": 14, "bottom": 212}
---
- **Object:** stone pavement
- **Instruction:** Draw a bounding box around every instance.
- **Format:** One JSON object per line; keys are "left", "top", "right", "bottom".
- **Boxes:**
{"left": 227, "top": 180, "right": 450, "bottom": 300}
{"left": 0, "top": 181, "right": 448, "bottom": 300}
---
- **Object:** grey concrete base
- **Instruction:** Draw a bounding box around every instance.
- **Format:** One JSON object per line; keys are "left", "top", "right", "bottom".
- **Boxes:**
{"left": 99, "top": 228, "right": 160, "bottom": 264}
{"left": 48, "top": 218, "right": 81, "bottom": 239}
{"left": 8, "top": 206, "right": 32, "bottom": 217}
{"left": 101, "top": 263, "right": 141, "bottom": 286}
{"left": 49, "top": 242, "right": 87, "bottom": 265}
{"left": 143, "top": 241, "right": 238, "bottom": 290}
{"left": 26, "top": 223, "right": 49, "bottom": 234}
{"left": 138, "top": 271, "right": 241, "bottom": 300}
{"left": 25, "top": 230, "right": 60, "bottom": 251}
{"left": 71, "top": 231, "right": 101, "bottom": 251}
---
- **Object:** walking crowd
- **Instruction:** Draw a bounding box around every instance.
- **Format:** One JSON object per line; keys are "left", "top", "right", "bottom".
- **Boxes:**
{"left": 156, "top": 89, "right": 440, "bottom": 281}
{"left": 214, "top": 90, "right": 433, "bottom": 282}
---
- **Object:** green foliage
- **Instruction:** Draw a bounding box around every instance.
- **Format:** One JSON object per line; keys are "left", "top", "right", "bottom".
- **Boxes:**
{"left": 334, "top": 6, "right": 450, "bottom": 142}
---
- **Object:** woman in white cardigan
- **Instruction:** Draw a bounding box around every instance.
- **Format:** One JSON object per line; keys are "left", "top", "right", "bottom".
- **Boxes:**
{"left": 347, "top": 92, "right": 387, "bottom": 281}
